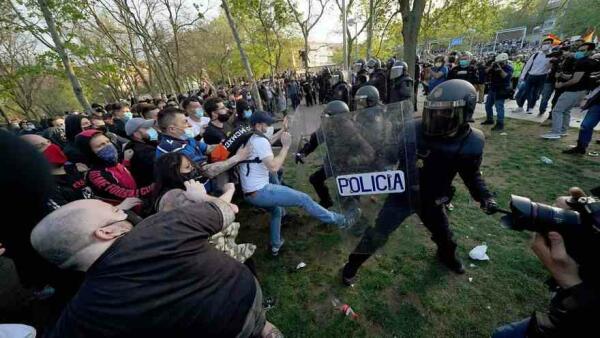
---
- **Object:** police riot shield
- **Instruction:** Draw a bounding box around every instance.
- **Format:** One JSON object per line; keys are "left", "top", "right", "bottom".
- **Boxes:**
{"left": 286, "top": 104, "right": 324, "bottom": 188}
{"left": 317, "top": 101, "right": 419, "bottom": 235}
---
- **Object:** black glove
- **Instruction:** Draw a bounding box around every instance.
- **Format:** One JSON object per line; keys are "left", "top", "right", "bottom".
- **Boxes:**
{"left": 481, "top": 198, "right": 498, "bottom": 215}
{"left": 295, "top": 153, "right": 305, "bottom": 164}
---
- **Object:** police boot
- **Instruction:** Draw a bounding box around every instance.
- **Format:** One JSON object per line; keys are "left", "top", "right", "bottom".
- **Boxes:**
{"left": 435, "top": 242, "right": 465, "bottom": 274}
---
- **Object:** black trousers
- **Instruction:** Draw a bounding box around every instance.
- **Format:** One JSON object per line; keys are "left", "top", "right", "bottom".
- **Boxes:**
{"left": 309, "top": 166, "right": 332, "bottom": 204}
{"left": 346, "top": 191, "right": 455, "bottom": 272}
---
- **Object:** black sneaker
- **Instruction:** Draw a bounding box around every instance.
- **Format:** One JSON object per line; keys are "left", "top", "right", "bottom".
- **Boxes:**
{"left": 563, "top": 146, "right": 586, "bottom": 155}
{"left": 491, "top": 124, "right": 504, "bottom": 131}
{"left": 436, "top": 249, "right": 465, "bottom": 274}
{"left": 480, "top": 120, "right": 494, "bottom": 125}
{"left": 341, "top": 263, "right": 357, "bottom": 286}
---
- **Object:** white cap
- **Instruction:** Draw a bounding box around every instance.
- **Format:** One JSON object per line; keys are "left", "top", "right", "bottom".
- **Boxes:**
{"left": 495, "top": 53, "right": 509, "bottom": 62}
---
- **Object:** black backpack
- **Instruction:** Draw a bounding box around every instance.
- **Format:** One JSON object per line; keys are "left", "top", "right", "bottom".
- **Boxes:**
{"left": 222, "top": 126, "right": 269, "bottom": 175}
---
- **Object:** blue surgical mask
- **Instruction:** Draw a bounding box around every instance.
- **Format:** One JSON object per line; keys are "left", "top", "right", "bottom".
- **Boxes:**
{"left": 123, "top": 111, "right": 133, "bottom": 121}
{"left": 459, "top": 60, "right": 469, "bottom": 68}
{"left": 243, "top": 110, "right": 252, "bottom": 119}
{"left": 574, "top": 51, "right": 586, "bottom": 60}
{"left": 96, "top": 143, "right": 119, "bottom": 166}
{"left": 146, "top": 127, "right": 158, "bottom": 141}
{"left": 184, "top": 127, "right": 195, "bottom": 139}
{"left": 195, "top": 107, "right": 204, "bottom": 118}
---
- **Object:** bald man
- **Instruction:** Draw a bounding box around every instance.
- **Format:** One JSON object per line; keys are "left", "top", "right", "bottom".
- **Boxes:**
{"left": 31, "top": 192, "right": 282, "bottom": 338}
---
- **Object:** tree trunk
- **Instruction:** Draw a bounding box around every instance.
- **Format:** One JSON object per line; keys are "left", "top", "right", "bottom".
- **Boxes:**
{"left": 222, "top": 0, "right": 263, "bottom": 110}
{"left": 303, "top": 37, "right": 310, "bottom": 70}
{"left": 0, "top": 106, "right": 11, "bottom": 126}
{"left": 399, "top": 0, "right": 426, "bottom": 81}
{"left": 38, "top": 0, "right": 91, "bottom": 112}
{"left": 366, "top": 0, "right": 374, "bottom": 59}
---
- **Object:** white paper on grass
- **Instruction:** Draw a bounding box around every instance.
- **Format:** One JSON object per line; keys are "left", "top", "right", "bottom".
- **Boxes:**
{"left": 469, "top": 244, "right": 490, "bottom": 261}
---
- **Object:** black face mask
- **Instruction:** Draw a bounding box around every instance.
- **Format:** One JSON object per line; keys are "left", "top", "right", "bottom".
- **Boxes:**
{"left": 124, "top": 210, "right": 143, "bottom": 226}
{"left": 217, "top": 114, "right": 229, "bottom": 123}
{"left": 95, "top": 126, "right": 108, "bottom": 133}
{"left": 181, "top": 168, "right": 201, "bottom": 182}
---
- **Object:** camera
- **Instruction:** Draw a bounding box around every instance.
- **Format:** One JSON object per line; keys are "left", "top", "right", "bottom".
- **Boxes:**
{"left": 500, "top": 194, "right": 600, "bottom": 269}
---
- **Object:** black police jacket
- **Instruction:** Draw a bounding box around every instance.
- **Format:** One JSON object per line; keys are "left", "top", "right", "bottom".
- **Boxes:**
{"left": 388, "top": 76, "right": 414, "bottom": 103}
{"left": 415, "top": 120, "right": 492, "bottom": 205}
{"left": 368, "top": 69, "right": 388, "bottom": 103}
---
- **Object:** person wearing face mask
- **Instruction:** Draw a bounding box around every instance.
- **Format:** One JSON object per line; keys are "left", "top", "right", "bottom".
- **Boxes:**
{"left": 513, "top": 38, "right": 553, "bottom": 114}
{"left": 542, "top": 42, "right": 600, "bottom": 139}
{"left": 156, "top": 107, "right": 252, "bottom": 181}
{"left": 21, "top": 134, "right": 94, "bottom": 216}
{"left": 428, "top": 56, "right": 449, "bottom": 92}
{"left": 63, "top": 114, "right": 93, "bottom": 164}
{"left": 203, "top": 97, "right": 233, "bottom": 145}
{"left": 240, "top": 111, "right": 357, "bottom": 256}
{"left": 182, "top": 96, "right": 210, "bottom": 138}
{"left": 42, "top": 116, "right": 67, "bottom": 149}
{"left": 481, "top": 53, "right": 513, "bottom": 131}
{"left": 234, "top": 99, "right": 254, "bottom": 129}
{"left": 123, "top": 118, "right": 159, "bottom": 187}
{"left": 75, "top": 130, "right": 153, "bottom": 206}
{"left": 448, "top": 53, "right": 478, "bottom": 87}
{"left": 90, "top": 115, "right": 129, "bottom": 152}
{"left": 108, "top": 102, "right": 131, "bottom": 138}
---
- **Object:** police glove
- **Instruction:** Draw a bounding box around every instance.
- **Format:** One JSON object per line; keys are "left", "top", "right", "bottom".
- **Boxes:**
{"left": 295, "top": 153, "right": 305, "bottom": 164}
{"left": 481, "top": 198, "right": 498, "bottom": 215}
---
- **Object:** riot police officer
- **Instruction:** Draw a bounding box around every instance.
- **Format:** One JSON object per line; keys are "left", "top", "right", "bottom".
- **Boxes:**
{"left": 366, "top": 58, "right": 388, "bottom": 104}
{"left": 341, "top": 79, "right": 498, "bottom": 285}
{"left": 331, "top": 70, "right": 352, "bottom": 106}
{"left": 295, "top": 100, "right": 352, "bottom": 208}
{"left": 388, "top": 60, "right": 414, "bottom": 104}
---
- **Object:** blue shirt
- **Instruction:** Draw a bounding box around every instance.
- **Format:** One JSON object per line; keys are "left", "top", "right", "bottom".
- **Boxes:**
{"left": 429, "top": 66, "right": 448, "bottom": 91}
{"left": 156, "top": 134, "right": 208, "bottom": 163}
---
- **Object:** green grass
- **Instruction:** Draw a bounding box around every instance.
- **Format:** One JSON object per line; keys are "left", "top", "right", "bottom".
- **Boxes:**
{"left": 235, "top": 119, "right": 600, "bottom": 338}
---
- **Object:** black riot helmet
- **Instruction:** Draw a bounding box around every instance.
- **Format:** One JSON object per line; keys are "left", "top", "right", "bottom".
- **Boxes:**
{"left": 366, "top": 58, "right": 381, "bottom": 72}
{"left": 355, "top": 85, "right": 380, "bottom": 109}
{"left": 353, "top": 59, "right": 366, "bottom": 73}
{"left": 389, "top": 60, "right": 409, "bottom": 80}
{"left": 423, "top": 79, "right": 477, "bottom": 138}
{"left": 386, "top": 57, "right": 396, "bottom": 70}
{"left": 323, "top": 100, "right": 350, "bottom": 117}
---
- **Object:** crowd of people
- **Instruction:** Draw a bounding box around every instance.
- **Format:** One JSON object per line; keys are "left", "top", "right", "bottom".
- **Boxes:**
{"left": 1, "top": 30, "right": 599, "bottom": 337}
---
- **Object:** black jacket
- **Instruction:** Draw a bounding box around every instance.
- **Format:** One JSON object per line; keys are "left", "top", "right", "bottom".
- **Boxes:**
{"left": 124, "top": 139, "right": 157, "bottom": 187}
{"left": 388, "top": 75, "right": 414, "bottom": 103}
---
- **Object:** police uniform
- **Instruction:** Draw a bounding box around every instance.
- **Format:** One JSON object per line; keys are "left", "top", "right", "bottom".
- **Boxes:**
{"left": 342, "top": 79, "right": 497, "bottom": 284}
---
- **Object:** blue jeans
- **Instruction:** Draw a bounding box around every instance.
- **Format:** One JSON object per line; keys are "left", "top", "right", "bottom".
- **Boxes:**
{"left": 516, "top": 74, "right": 546, "bottom": 110}
{"left": 245, "top": 184, "right": 345, "bottom": 249}
{"left": 492, "top": 318, "right": 530, "bottom": 338}
{"left": 578, "top": 103, "right": 600, "bottom": 148}
{"left": 486, "top": 90, "right": 505, "bottom": 123}
{"left": 539, "top": 82, "right": 554, "bottom": 113}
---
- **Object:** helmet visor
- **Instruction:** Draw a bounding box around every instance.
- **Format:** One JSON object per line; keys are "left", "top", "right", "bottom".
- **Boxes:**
{"left": 355, "top": 95, "right": 368, "bottom": 110}
{"left": 422, "top": 106, "right": 464, "bottom": 137}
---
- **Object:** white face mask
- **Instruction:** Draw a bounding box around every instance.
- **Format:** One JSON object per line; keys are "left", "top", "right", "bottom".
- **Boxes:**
{"left": 541, "top": 44, "right": 551, "bottom": 52}
{"left": 265, "top": 126, "right": 274, "bottom": 139}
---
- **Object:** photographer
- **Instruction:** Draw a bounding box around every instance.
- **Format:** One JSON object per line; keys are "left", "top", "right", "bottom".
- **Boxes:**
{"left": 481, "top": 53, "right": 513, "bottom": 131}
{"left": 493, "top": 188, "right": 600, "bottom": 338}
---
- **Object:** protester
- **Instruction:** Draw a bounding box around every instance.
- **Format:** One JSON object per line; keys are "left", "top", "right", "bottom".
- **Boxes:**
{"left": 428, "top": 55, "right": 448, "bottom": 92}
{"left": 541, "top": 42, "right": 599, "bottom": 139}
{"left": 448, "top": 53, "right": 478, "bottom": 86}
{"left": 240, "top": 111, "right": 355, "bottom": 256}
{"left": 20, "top": 134, "right": 93, "bottom": 214}
{"left": 513, "top": 38, "right": 553, "bottom": 114}
{"left": 203, "top": 97, "right": 233, "bottom": 145}
{"left": 135, "top": 102, "right": 161, "bottom": 120}
{"left": 30, "top": 196, "right": 282, "bottom": 338}
{"left": 481, "top": 53, "right": 513, "bottom": 131}
{"left": 41, "top": 116, "right": 67, "bottom": 149}
{"left": 75, "top": 129, "right": 154, "bottom": 205}
{"left": 182, "top": 96, "right": 209, "bottom": 137}
{"left": 123, "top": 118, "right": 158, "bottom": 187}
{"left": 63, "top": 114, "right": 92, "bottom": 164}
{"left": 563, "top": 84, "right": 600, "bottom": 154}
{"left": 153, "top": 153, "right": 257, "bottom": 268}
{"left": 234, "top": 99, "right": 253, "bottom": 129}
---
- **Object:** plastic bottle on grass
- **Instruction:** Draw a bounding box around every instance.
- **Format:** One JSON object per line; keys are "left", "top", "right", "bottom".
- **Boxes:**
{"left": 331, "top": 298, "right": 358, "bottom": 319}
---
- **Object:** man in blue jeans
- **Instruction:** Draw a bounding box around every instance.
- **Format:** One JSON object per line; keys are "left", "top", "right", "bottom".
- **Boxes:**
{"left": 512, "top": 38, "right": 552, "bottom": 114}
{"left": 481, "top": 53, "right": 513, "bottom": 131}
{"left": 563, "top": 86, "right": 600, "bottom": 154}
{"left": 240, "top": 111, "right": 355, "bottom": 256}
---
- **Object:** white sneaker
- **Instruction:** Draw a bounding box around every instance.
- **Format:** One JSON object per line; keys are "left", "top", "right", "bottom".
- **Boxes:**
{"left": 560, "top": 132, "right": 568, "bottom": 136}
{"left": 512, "top": 107, "right": 524, "bottom": 113}
{"left": 526, "top": 108, "right": 533, "bottom": 114}
{"left": 541, "top": 133, "right": 561, "bottom": 140}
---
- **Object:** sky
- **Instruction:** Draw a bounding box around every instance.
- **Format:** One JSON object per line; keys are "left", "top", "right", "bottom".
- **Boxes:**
{"left": 200, "top": 0, "right": 346, "bottom": 43}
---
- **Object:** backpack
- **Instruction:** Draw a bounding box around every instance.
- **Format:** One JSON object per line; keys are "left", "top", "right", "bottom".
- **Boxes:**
{"left": 221, "top": 126, "right": 269, "bottom": 176}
